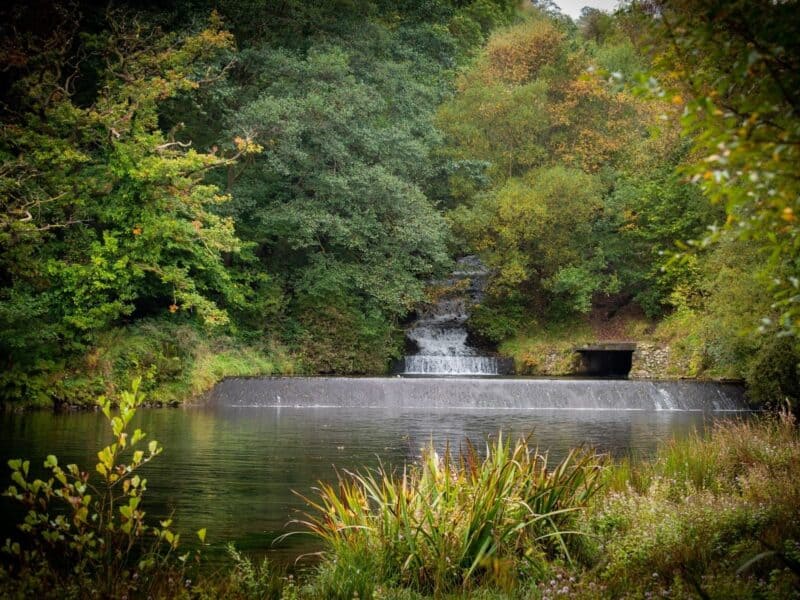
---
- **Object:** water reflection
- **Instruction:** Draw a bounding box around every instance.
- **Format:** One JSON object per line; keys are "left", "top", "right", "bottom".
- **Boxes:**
{"left": 0, "top": 405, "right": 741, "bottom": 564}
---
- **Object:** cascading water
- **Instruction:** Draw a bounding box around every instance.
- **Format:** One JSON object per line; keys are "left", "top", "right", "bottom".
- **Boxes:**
{"left": 403, "top": 256, "right": 500, "bottom": 376}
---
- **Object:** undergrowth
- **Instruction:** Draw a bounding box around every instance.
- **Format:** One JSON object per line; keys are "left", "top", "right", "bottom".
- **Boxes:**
{"left": 1, "top": 320, "right": 296, "bottom": 409}
{"left": 292, "top": 437, "right": 605, "bottom": 598}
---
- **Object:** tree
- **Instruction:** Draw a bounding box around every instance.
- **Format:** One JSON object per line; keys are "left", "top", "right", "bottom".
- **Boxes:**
{"left": 632, "top": 0, "right": 800, "bottom": 335}
{"left": 0, "top": 8, "right": 251, "bottom": 394}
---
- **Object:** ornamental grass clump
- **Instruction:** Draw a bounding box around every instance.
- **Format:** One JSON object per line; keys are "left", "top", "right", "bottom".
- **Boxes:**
{"left": 294, "top": 435, "right": 605, "bottom": 598}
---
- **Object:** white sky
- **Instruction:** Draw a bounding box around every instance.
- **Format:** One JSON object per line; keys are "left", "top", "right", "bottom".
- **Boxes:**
{"left": 553, "top": 0, "right": 621, "bottom": 19}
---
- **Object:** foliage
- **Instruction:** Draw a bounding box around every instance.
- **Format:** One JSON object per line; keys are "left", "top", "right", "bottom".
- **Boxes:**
{"left": 0, "top": 8, "right": 261, "bottom": 403}
{"left": 631, "top": 0, "right": 800, "bottom": 338}
{"left": 2, "top": 399, "right": 799, "bottom": 598}
{"left": 215, "top": 27, "right": 459, "bottom": 370}
{"left": 0, "top": 379, "right": 205, "bottom": 598}
{"left": 200, "top": 544, "right": 294, "bottom": 600}
{"left": 649, "top": 238, "right": 800, "bottom": 408}
{"left": 0, "top": 0, "right": 525, "bottom": 402}
{"left": 499, "top": 320, "right": 594, "bottom": 376}
{"left": 438, "top": 11, "right": 687, "bottom": 332}
{"left": 0, "top": 319, "right": 293, "bottom": 408}
{"left": 603, "top": 160, "right": 721, "bottom": 317}
{"left": 593, "top": 414, "right": 800, "bottom": 598}
{"left": 293, "top": 436, "right": 605, "bottom": 598}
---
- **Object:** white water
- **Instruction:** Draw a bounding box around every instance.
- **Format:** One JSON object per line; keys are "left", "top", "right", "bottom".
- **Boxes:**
{"left": 404, "top": 256, "right": 499, "bottom": 376}
{"left": 404, "top": 356, "right": 500, "bottom": 375}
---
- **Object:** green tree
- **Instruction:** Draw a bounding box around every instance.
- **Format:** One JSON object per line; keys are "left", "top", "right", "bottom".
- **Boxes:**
{"left": 0, "top": 9, "right": 251, "bottom": 399}
{"left": 632, "top": 0, "right": 800, "bottom": 335}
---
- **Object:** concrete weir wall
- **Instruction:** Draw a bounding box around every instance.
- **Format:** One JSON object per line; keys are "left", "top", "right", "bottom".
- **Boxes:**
{"left": 206, "top": 377, "right": 748, "bottom": 412}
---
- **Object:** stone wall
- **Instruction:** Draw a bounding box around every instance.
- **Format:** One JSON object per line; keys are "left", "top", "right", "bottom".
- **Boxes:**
{"left": 629, "top": 342, "right": 671, "bottom": 379}
{"left": 511, "top": 340, "right": 715, "bottom": 380}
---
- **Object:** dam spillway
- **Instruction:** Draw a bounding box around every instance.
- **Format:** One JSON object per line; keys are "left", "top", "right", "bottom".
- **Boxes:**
{"left": 206, "top": 377, "right": 748, "bottom": 412}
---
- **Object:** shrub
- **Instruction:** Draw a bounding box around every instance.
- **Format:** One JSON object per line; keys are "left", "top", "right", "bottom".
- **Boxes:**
{"left": 592, "top": 415, "right": 800, "bottom": 598}
{"left": 0, "top": 379, "right": 205, "bottom": 598}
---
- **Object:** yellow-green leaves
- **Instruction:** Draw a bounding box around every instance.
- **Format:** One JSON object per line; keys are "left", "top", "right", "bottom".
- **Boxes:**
{"left": 3, "top": 379, "right": 199, "bottom": 594}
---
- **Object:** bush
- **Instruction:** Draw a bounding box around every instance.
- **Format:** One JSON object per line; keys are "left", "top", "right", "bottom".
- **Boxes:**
{"left": 0, "top": 379, "right": 205, "bottom": 598}
{"left": 592, "top": 415, "right": 800, "bottom": 598}
{"left": 745, "top": 335, "right": 800, "bottom": 411}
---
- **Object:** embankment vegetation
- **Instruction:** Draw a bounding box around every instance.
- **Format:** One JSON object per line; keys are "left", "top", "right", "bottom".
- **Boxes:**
{"left": 437, "top": 2, "right": 800, "bottom": 406}
{"left": 1, "top": 0, "right": 520, "bottom": 405}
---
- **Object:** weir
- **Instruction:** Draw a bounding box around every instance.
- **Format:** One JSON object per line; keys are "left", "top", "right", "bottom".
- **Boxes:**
{"left": 207, "top": 377, "right": 748, "bottom": 412}
{"left": 403, "top": 256, "right": 503, "bottom": 376}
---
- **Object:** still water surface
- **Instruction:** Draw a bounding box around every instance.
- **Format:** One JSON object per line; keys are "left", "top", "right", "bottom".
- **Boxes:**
{"left": 0, "top": 383, "right": 746, "bottom": 564}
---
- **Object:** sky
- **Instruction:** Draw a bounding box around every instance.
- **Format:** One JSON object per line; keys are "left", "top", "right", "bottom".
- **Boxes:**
{"left": 553, "top": 0, "right": 621, "bottom": 19}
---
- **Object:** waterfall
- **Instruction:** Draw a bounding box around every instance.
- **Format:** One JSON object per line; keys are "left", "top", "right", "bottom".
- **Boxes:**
{"left": 403, "top": 256, "right": 499, "bottom": 376}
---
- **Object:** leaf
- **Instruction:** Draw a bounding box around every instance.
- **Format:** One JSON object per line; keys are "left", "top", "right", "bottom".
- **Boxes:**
{"left": 131, "top": 428, "right": 145, "bottom": 446}
{"left": 197, "top": 527, "right": 207, "bottom": 543}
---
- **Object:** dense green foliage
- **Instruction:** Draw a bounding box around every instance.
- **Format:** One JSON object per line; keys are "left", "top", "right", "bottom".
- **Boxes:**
{"left": 0, "top": 0, "right": 518, "bottom": 404}
{"left": 633, "top": 0, "right": 800, "bottom": 335}
{"left": 1, "top": 380, "right": 205, "bottom": 598}
{"left": 1, "top": 0, "right": 798, "bottom": 408}
{"left": 439, "top": 9, "right": 718, "bottom": 338}
{"left": 435, "top": 3, "right": 800, "bottom": 404}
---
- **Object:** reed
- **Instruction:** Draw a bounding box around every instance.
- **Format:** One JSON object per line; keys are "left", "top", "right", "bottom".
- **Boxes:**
{"left": 292, "top": 435, "right": 605, "bottom": 598}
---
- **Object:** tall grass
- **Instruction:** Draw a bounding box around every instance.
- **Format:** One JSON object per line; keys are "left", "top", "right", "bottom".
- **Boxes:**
{"left": 605, "top": 413, "right": 798, "bottom": 495}
{"left": 594, "top": 412, "right": 800, "bottom": 599}
{"left": 292, "top": 436, "right": 605, "bottom": 598}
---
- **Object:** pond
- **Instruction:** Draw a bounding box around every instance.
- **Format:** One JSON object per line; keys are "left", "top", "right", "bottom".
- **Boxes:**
{"left": 0, "top": 376, "right": 748, "bottom": 565}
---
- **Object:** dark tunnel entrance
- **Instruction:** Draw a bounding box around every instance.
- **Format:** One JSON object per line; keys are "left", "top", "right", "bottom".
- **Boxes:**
{"left": 576, "top": 344, "right": 635, "bottom": 378}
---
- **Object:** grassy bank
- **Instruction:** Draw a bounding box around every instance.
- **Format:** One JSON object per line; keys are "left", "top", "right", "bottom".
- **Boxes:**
{"left": 3, "top": 394, "right": 798, "bottom": 598}
{"left": 1, "top": 320, "right": 297, "bottom": 409}
{"left": 497, "top": 307, "right": 799, "bottom": 411}
{"left": 283, "top": 415, "right": 799, "bottom": 599}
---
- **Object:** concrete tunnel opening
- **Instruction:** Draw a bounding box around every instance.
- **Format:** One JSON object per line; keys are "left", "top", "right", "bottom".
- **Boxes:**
{"left": 576, "top": 343, "right": 636, "bottom": 378}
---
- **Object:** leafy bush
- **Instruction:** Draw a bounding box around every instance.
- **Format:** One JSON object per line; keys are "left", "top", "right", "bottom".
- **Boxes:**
{"left": 745, "top": 335, "right": 800, "bottom": 411}
{"left": 592, "top": 415, "right": 800, "bottom": 598}
{"left": 292, "top": 297, "right": 403, "bottom": 375}
{"left": 0, "top": 379, "right": 205, "bottom": 598}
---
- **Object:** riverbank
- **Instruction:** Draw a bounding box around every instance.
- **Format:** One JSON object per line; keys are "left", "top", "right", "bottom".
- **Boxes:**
{"left": 2, "top": 409, "right": 796, "bottom": 598}
{"left": 496, "top": 305, "right": 798, "bottom": 410}
{"left": 4, "top": 300, "right": 792, "bottom": 413}
{"left": 0, "top": 320, "right": 297, "bottom": 410}
{"left": 286, "top": 414, "right": 799, "bottom": 599}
